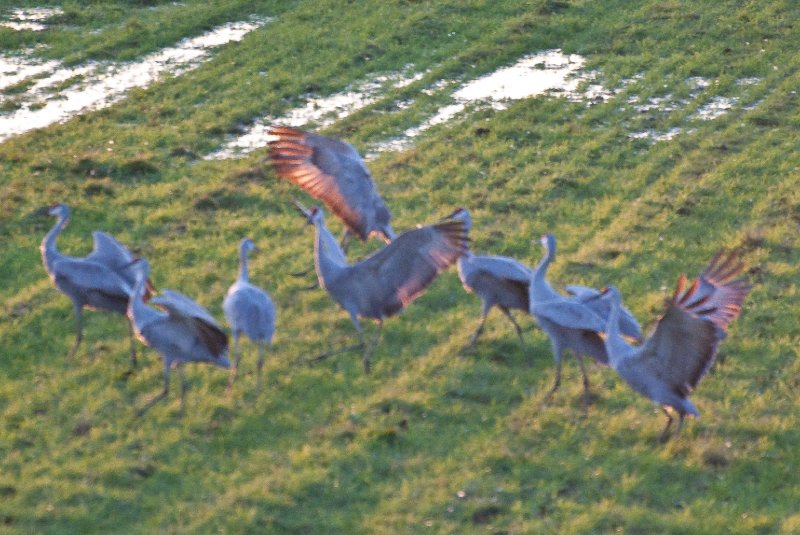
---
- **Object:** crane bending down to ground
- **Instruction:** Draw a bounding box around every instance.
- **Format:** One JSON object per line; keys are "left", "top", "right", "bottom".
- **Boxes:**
{"left": 529, "top": 233, "right": 642, "bottom": 407}
{"left": 295, "top": 202, "right": 468, "bottom": 373}
{"left": 40, "top": 203, "right": 153, "bottom": 365}
{"left": 268, "top": 126, "right": 397, "bottom": 248}
{"left": 223, "top": 238, "right": 276, "bottom": 391}
{"left": 127, "top": 258, "right": 230, "bottom": 416}
{"left": 443, "top": 208, "right": 534, "bottom": 361}
{"left": 600, "top": 250, "right": 751, "bottom": 441}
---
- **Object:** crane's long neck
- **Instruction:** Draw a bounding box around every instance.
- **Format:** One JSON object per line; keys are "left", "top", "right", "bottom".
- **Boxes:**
{"left": 41, "top": 213, "right": 68, "bottom": 275}
{"left": 604, "top": 291, "right": 632, "bottom": 369}
{"left": 530, "top": 244, "right": 557, "bottom": 301}
{"left": 238, "top": 246, "right": 250, "bottom": 283}
{"left": 128, "top": 271, "right": 159, "bottom": 334}
{"left": 314, "top": 220, "right": 348, "bottom": 284}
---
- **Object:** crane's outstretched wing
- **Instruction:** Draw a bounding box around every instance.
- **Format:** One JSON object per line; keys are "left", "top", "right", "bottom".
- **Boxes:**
{"left": 461, "top": 255, "right": 532, "bottom": 309}
{"left": 566, "top": 284, "right": 642, "bottom": 341}
{"left": 151, "top": 290, "right": 228, "bottom": 357}
{"left": 88, "top": 231, "right": 133, "bottom": 268}
{"left": 355, "top": 219, "right": 469, "bottom": 316}
{"left": 467, "top": 255, "right": 533, "bottom": 283}
{"left": 530, "top": 297, "right": 606, "bottom": 332}
{"left": 636, "top": 250, "right": 751, "bottom": 394}
{"left": 52, "top": 258, "right": 132, "bottom": 296}
{"left": 268, "top": 126, "right": 380, "bottom": 240}
{"left": 88, "top": 231, "right": 155, "bottom": 300}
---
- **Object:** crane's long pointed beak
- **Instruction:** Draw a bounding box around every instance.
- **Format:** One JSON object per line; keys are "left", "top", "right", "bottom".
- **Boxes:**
{"left": 291, "top": 199, "right": 313, "bottom": 222}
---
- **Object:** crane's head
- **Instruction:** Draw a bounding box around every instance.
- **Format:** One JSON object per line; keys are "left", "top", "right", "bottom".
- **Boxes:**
{"left": 373, "top": 202, "right": 396, "bottom": 243}
{"left": 597, "top": 285, "right": 621, "bottom": 303}
{"left": 539, "top": 233, "right": 556, "bottom": 255}
{"left": 240, "top": 237, "right": 258, "bottom": 255}
{"left": 47, "top": 202, "right": 69, "bottom": 220}
{"left": 292, "top": 200, "right": 323, "bottom": 225}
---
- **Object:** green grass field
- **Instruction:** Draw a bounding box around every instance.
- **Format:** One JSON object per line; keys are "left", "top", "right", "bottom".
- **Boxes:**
{"left": 1, "top": 0, "right": 799, "bottom": 532}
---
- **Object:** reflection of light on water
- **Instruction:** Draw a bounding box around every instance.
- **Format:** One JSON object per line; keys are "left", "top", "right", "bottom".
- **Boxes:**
{"left": 206, "top": 69, "right": 424, "bottom": 159}
{"left": 453, "top": 51, "right": 589, "bottom": 102}
{"left": 0, "top": 7, "right": 63, "bottom": 31}
{"left": 694, "top": 96, "right": 736, "bottom": 120}
{"left": 0, "top": 19, "right": 268, "bottom": 143}
{"left": 0, "top": 56, "right": 60, "bottom": 91}
{"left": 627, "top": 77, "right": 762, "bottom": 143}
{"left": 372, "top": 50, "right": 605, "bottom": 154}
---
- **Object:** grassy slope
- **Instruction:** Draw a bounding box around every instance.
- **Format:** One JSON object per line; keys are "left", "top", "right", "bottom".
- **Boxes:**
{"left": 1, "top": 0, "right": 799, "bottom": 532}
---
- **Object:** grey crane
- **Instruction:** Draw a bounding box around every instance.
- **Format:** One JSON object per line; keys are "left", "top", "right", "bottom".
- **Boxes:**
{"left": 223, "top": 237, "right": 276, "bottom": 391}
{"left": 442, "top": 208, "right": 534, "bottom": 360}
{"left": 600, "top": 250, "right": 751, "bottom": 441}
{"left": 40, "top": 202, "right": 153, "bottom": 364}
{"left": 268, "top": 125, "right": 396, "bottom": 249}
{"left": 529, "top": 233, "right": 642, "bottom": 407}
{"left": 295, "top": 202, "right": 468, "bottom": 373}
{"left": 127, "top": 258, "right": 230, "bottom": 416}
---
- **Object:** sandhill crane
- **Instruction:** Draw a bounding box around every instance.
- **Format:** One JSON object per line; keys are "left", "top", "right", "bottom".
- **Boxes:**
{"left": 601, "top": 250, "right": 751, "bottom": 441}
{"left": 127, "top": 258, "right": 230, "bottom": 416}
{"left": 529, "top": 233, "right": 641, "bottom": 407}
{"left": 268, "top": 126, "right": 396, "bottom": 249}
{"left": 40, "top": 203, "right": 152, "bottom": 365}
{"left": 443, "top": 208, "right": 534, "bottom": 360}
{"left": 295, "top": 202, "right": 468, "bottom": 373}
{"left": 223, "top": 238, "right": 276, "bottom": 391}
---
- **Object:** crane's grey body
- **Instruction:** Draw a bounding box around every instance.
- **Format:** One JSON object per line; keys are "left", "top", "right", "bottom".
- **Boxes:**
{"left": 128, "top": 258, "right": 230, "bottom": 415}
{"left": 223, "top": 238, "right": 276, "bottom": 390}
{"left": 529, "top": 233, "right": 641, "bottom": 406}
{"left": 445, "top": 208, "right": 533, "bottom": 358}
{"left": 296, "top": 203, "right": 468, "bottom": 373}
{"left": 601, "top": 251, "right": 751, "bottom": 441}
{"left": 40, "top": 203, "right": 144, "bottom": 363}
{"left": 268, "top": 126, "right": 396, "bottom": 246}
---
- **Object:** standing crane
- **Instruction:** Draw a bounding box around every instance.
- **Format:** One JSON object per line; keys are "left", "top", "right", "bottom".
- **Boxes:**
{"left": 443, "top": 208, "right": 534, "bottom": 360}
{"left": 223, "top": 237, "right": 276, "bottom": 391}
{"left": 600, "top": 250, "right": 751, "bottom": 441}
{"left": 268, "top": 126, "right": 396, "bottom": 249}
{"left": 127, "top": 258, "right": 230, "bottom": 416}
{"left": 529, "top": 233, "right": 641, "bottom": 408}
{"left": 40, "top": 202, "right": 152, "bottom": 365}
{"left": 295, "top": 202, "right": 468, "bottom": 373}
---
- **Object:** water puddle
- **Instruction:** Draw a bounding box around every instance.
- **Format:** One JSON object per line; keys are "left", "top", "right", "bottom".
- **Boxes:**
{"left": 208, "top": 49, "right": 609, "bottom": 159}
{"left": 627, "top": 77, "right": 762, "bottom": 142}
{"left": 0, "top": 56, "right": 60, "bottom": 91}
{"left": 0, "top": 18, "right": 268, "bottom": 143}
{"left": 371, "top": 50, "right": 609, "bottom": 154}
{"left": 0, "top": 7, "right": 63, "bottom": 31}
{"left": 206, "top": 68, "right": 424, "bottom": 159}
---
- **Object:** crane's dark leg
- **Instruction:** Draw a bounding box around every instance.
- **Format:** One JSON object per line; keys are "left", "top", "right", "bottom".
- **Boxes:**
{"left": 541, "top": 344, "right": 563, "bottom": 406}
{"left": 309, "top": 313, "right": 365, "bottom": 366}
{"left": 127, "top": 319, "right": 137, "bottom": 368}
{"left": 658, "top": 407, "right": 674, "bottom": 443}
{"left": 462, "top": 304, "right": 489, "bottom": 354}
{"left": 66, "top": 304, "right": 84, "bottom": 361}
{"left": 256, "top": 340, "right": 266, "bottom": 392}
{"left": 339, "top": 230, "right": 353, "bottom": 254}
{"left": 575, "top": 353, "right": 591, "bottom": 411}
{"left": 178, "top": 365, "right": 188, "bottom": 416}
{"left": 499, "top": 306, "right": 529, "bottom": 365}
{"left": 673, "top": 413, "right": 686, "bottom": 439}
{"left": 362, "top": 320, "right": 383, "bottom": 374}
{"left": 226, "top": 332, "right": 242, "bottom": 394}
{"left": 136, "top": 362, "right": 171, "bottom": 417}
